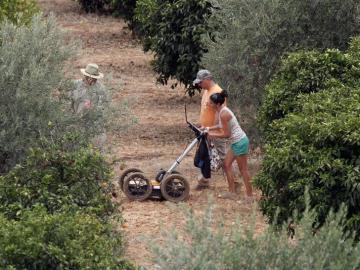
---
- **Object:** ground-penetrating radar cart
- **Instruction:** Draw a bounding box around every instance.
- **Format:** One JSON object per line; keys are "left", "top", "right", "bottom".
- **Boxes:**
{"left": 119, "top": 106, "right": 205, "bottom": 202}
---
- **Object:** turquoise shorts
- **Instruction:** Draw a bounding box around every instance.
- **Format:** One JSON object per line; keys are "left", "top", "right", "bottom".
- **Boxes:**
{"left": 231, "top": 136, "right": 249, "bottom": 156}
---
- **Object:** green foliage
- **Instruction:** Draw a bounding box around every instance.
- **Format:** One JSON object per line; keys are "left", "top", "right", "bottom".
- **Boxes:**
{"left": 0, "top": 0, "right": 39, "bottom": 25}
{"left": 0, "top": 133, "right": 117, "bottom": 221}
{"left": 134, "top": 0, "right": 156, "bottom": 28}
{"left": 259, "top": 41, "right": 360, "bottom": 130}
{"left": 133, "top": 0, "right": 159, "bottom": 46}
{"left": 135, "top": 0, "right": 218, "bottom": 94}
{"left": 0, "top": 15, "right": 76, "bottom": 172}
{"left": 0, "top": 206, "right": 135, "bottom": 270}
{"left": 0, "top": 8, "right": 136, "bottom": 270}
{"left": 204, "top": 0, "right": 360, "bottom": 142}
{"left": 152, "top": 203, "right": 360, "bottom": 269}
{"left": 254, "top": 38, "right": 360, "bottom": 236}
{"left": 0, "top": 15, "right": 132, "bottom": 172}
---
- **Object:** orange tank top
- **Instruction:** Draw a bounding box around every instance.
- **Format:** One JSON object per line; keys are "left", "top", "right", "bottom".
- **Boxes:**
{"left": 199, "top": 84, "right": 226, "bottom": 127}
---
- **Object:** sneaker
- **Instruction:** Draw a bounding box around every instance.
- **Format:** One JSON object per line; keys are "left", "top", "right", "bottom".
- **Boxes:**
{"left": 197, "top": 174, "right": 207, "bottom": 182}
{"left": 218, "top": 191, "right": 237, "bottom": 200}
{"left": 195, "top": 178, "right": 210, "bottom": 190}
{"left": 234, "top": 182, "right": 242, "bottom": 194}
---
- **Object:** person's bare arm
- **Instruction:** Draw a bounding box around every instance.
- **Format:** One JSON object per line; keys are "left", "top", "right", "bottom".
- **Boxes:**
{"left": 201, "top": 124, "right": 221, "bottom": 132}
{"left": 207, "top": 111, "right": 231, "bottom": 139}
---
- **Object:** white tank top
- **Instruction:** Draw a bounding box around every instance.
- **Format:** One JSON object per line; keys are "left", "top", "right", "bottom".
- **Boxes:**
{"left": 218, "top": 107, "right": 246, "bottom": 144}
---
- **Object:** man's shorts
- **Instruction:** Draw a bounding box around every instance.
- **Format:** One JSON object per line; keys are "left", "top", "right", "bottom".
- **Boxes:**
{"left": 231, "top": 136, "right": 249, "bottom": 156}
{"left": 213, "top": 138, "right": 227, "bottom": 160}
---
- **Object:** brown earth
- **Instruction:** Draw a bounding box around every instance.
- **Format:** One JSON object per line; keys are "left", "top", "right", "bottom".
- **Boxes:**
{"left": 38, "top": 1, "right": 266, "bottom": 268}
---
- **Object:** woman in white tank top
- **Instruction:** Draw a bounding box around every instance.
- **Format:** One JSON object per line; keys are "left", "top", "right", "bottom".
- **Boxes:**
{"left": 204, "top": 90, "right": 254, "bottom": 201}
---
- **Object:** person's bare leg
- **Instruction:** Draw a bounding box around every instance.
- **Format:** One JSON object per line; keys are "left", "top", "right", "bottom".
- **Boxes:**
{"left": 236, "top": 155, "right": 253, "bottom": 197}
{"left": 223, "top": 150, "right": 236, "bottom": 193}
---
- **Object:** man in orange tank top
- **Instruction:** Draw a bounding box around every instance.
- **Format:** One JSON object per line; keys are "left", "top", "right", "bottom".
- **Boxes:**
{"left": 193, "top": 70, "right": 227, "bottom": 188}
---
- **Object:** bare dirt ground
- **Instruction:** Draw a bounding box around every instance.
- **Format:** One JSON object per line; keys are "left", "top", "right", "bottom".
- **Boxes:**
{"left": 38, "top": 1, "right": 266, "bottom": 268}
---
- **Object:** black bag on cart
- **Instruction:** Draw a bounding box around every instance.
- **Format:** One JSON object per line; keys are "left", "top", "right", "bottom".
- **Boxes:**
{"left": 194, "top": 136, "right": 211, "bottom": 179}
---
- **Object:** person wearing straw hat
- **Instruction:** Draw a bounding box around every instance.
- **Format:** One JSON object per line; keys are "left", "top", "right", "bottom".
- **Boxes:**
{"left": 70, "top": 63, "right": 108, "bottom": 150}
{"left": 70, "top": 63, "right": 107, "bottom": 114}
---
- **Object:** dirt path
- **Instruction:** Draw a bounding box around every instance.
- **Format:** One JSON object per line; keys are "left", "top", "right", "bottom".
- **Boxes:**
{"left": 38, "top": 1, "right": 266, "bottom": 268}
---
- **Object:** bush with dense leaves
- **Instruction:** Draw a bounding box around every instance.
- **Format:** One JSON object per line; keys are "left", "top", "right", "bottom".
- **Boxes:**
{"left": 0, "top": 14, "right": 133, "bottom": 172}
{"left": 0, "top": 206, "right": 135, "bottom": 270}
{"left": 203, "top": 0, "right": 360, "bottom": 142}
{"left": 0, "top": 0, "right": 38, "bottom": 25}
{"left": 258, "top": 39, "right": 360, "bottom": 129}
{"left": 152, "top": 203, "right": 360, "bottom": 269}
{"left": 254, "top": 38, "right": 360, "bottom": 236}
{"left": 0, "top": 15, "right": 76, "bottom": 172}
{"left": 0, "top": 133, "right": 117, "bottom": 221}
{"left": 133, "top": 0, "right": 160, "bottom": 47}
{"left": 135, "top": 0, "right": 218, "bottom": 94}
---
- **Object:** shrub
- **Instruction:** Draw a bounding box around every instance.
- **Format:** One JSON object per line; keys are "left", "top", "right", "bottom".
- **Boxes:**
{"left": 0, "top": 15, "right": 76, "bottom": 172}
{"left": 258, "top": 41, "right": 360, "bottom": 130}
{"left": 0, "top": 14, "right": 130, "bottom": 172}
{"left": 0, "top": 133, "right": 117, "bottom": 221}
{"left": 135, "top": 0, "right": 218, "bottom": 95}
{"left": 254, "top": 38, "right": 360, "bottom": 236}
{"left": 0, "top": 206, "right": 135, "bottom": 270}
{"left": 133, "top": 0, "right": 158, "bottom": 48}
{"left": 152, "top": 203, "right": 360, "bottom": 269}
{"left": 0, "top": 0, "right": 39, "bottom": 25}
{"left": 203, "top": 0, "right": 360, "bottom": 142}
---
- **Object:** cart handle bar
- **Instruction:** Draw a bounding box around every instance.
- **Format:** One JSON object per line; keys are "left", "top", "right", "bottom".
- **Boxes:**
{"left": 184, "top": 104, "right": 202, "bottom": 137}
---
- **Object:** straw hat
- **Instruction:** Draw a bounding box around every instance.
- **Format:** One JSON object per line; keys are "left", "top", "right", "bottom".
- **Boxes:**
{"left": 80, "top": 63, "right": 104, "bottom": 79}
